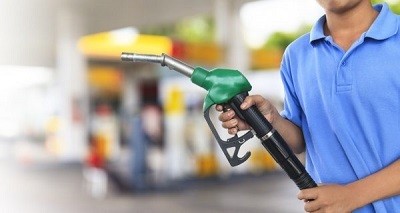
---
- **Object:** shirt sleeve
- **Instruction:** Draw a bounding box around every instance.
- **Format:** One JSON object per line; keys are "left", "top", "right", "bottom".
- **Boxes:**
{"left": 279, "top": 50, "right": 303, "bottom": 128}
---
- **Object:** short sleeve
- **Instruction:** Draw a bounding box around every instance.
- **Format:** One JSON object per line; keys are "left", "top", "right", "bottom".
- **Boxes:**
{"left": 279, "top": 51, "right": 302, "bottom": 128}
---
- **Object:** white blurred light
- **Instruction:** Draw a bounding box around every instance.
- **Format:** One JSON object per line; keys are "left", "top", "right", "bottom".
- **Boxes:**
{"left": 0, "top": 65, "right": 53, "bottom": 90}
{"left": 240, "top": 0, "right": 324, "bottom": 48}
{"left": 0, "top": 66, "right": 53, "bottom": 138}
{"left": 110, "top": 27, "right": 139, "bottom": 45}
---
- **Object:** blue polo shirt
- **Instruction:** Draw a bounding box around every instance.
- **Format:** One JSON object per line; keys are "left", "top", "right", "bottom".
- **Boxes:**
{"left": 280, "top": 3, "right": 400, "bottom": 212}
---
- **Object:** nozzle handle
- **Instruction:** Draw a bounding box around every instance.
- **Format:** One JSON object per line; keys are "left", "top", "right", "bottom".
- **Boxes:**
{"left": 229, "top": 92, "right": 317, "bottom": 190}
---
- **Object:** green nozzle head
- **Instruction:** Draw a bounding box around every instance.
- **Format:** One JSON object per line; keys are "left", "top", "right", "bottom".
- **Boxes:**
{"left": 191, "top": 67, "right": 252, "bottom": 111}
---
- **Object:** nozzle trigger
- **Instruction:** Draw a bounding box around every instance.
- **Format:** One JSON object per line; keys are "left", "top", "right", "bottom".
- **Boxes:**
{"left": 204, "top": 107, "right": 253, "bottom": 167}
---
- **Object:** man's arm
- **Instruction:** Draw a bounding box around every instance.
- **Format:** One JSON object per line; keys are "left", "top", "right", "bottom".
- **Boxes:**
{"left": 349, "top": 159, "right": 400, "bottom": 209}
{"left": 269, "top": 114, "right": 305, "bottom": 154}
{"left": 298, "top": 159, "right": 400, "bottom": 212}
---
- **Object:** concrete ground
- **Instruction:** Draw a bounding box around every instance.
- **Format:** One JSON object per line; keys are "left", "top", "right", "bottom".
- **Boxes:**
{"left": 0, "top": 144, "right": 304, "bottom": 213}
{"left": 0, "top": 163, "right": 304, "bottom": 213}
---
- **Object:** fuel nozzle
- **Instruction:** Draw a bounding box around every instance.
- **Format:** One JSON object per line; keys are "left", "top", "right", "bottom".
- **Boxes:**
{"left": 121, "top": 51, "right": 317, "bottom": 190}
{"left": 121, "top": 52, "right": 195, "bottom": 78}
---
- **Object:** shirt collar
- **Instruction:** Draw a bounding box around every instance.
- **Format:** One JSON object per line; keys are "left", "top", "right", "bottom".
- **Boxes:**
{"left": 309, "top": 3, "right": 398, "bottom": 44}
{"left": 365, "top": 3, "right": 398, "bottom": 40}
{"left": 309, "top": 15, "right": 326, "bottom": 43}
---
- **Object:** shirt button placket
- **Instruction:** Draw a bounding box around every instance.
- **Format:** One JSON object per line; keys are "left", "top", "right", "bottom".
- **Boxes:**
{"left": 337, "top": 57, "right": 352, "bottom": 92}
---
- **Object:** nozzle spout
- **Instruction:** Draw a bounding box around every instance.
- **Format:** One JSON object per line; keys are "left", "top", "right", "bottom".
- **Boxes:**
{"left": 121, "top": 52, "right": 195, "bottom": 78}
{"left": 121, "top": 52, "right": 163, "bottom": 64}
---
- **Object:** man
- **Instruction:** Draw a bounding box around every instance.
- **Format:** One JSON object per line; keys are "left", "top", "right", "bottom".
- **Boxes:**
{"left": 218, "top": 0, "right": 400, "bottom": 212}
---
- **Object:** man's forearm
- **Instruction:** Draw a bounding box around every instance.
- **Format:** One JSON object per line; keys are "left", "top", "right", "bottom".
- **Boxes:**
{"left": 272, "top": 116, "right": 305, "bottom": 154}
{"left": 347, "top": 159, "right": 400, "bottom": 209}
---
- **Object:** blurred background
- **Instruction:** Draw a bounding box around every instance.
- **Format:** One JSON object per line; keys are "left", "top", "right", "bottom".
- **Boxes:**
{"left": 0, "top": 0, "right": 397, "bottom": 212}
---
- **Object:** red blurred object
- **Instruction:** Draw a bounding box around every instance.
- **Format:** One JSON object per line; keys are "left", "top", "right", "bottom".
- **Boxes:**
{"left": 86, "top": 151, "right": 104, "bottom": 168}
{"left": 86, "top": 134, "right": 106, "bottom": 168}
{"left": 171, "top": 40, "right": 186, "bottom": 60}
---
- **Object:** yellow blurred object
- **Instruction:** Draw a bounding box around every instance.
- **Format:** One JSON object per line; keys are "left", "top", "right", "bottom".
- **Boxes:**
{"left": 164, "top": 86, "right": 185, "bottom": 115}
{"left": 91, "top": 104, "right": 120, "bottom": 160}
{"left": 45, "top": 116, "right": 61, "bottom": 155}
{"left": 249, "top": 149, "right": 277, "bottom": 172}
{"left": 88, "top": 66, "right": 122, "bottom": 94}
{"left": 45, "top": 116, "right": 60, "bottom": 133}
{"left": 94, "top": 134, "right": 108, "bottom": 159}
{"left": 251, "top": 49, "right": 283, "bottom": 70}
{"left": 78, "top": 31, "right": 172, "bottom": 59}
{"left": 184, "top": 42, "right": 222, "bottom": 66}
{"left": 196, "top": 154, "right": 218, "bottom": 177}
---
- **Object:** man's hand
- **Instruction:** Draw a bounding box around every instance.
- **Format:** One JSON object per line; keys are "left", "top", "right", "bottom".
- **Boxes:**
{"left": 298, "top": 184, "right": 357, "bottom": 213}
{"left": 216, "top": 95, "right": 279, "bottom": 135}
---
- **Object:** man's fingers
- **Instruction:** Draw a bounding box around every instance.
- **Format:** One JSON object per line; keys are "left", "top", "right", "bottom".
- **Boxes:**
{"left": 216, "top": 106, "right": 243, "bottom": 134}
{"left": 240, "top": 95, "right": 265, "bottom": 110}
{"left": 298, "top": 189, "right": 318, "bottom": 201}
{"left": 215, "top": 105, "right": 224, "bottom": 112}
{"left": 218, "top": 110, "right": 235, "bottom": 122}
{"left": 221, "top": 119, "right": 238, "bottom": 129}
{"left": 228, "top": 127, "right": 238, "bottom": 135}
{"left": 304, "top": 201, "right": 321, "bottom": 212}
{"left": 240, "top": 97, "right": 254, "bottom": 109}
{"left": 299, "top": 189, "right": 320, "bottom": 212}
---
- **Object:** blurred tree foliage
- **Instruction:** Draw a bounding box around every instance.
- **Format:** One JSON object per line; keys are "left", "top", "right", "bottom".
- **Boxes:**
{"left": 263, "top": 25, "right": 312, "bottom": 50}
{"left": 141, "top": 0, "right": 400, "bottom": 49}
{"left": 372, "top": 0, "right": 400, "bottom": 13}
{"left": 141, "top": 16, "right": 215, "bottom": 43}
{"left": 175, "top": 17, "right": 215, "bottom": 43}
{"left": 262, "top": 0, "right": 400, "bottom": 50}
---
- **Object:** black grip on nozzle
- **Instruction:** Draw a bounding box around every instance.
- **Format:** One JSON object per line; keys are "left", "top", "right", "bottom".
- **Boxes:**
{"left": 228, "top": 92, "right": 317, "bottom": 190}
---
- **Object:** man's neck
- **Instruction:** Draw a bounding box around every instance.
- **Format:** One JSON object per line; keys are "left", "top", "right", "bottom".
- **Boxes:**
{"left": 324, "top": 2, "right": 378, "bottom": 51}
